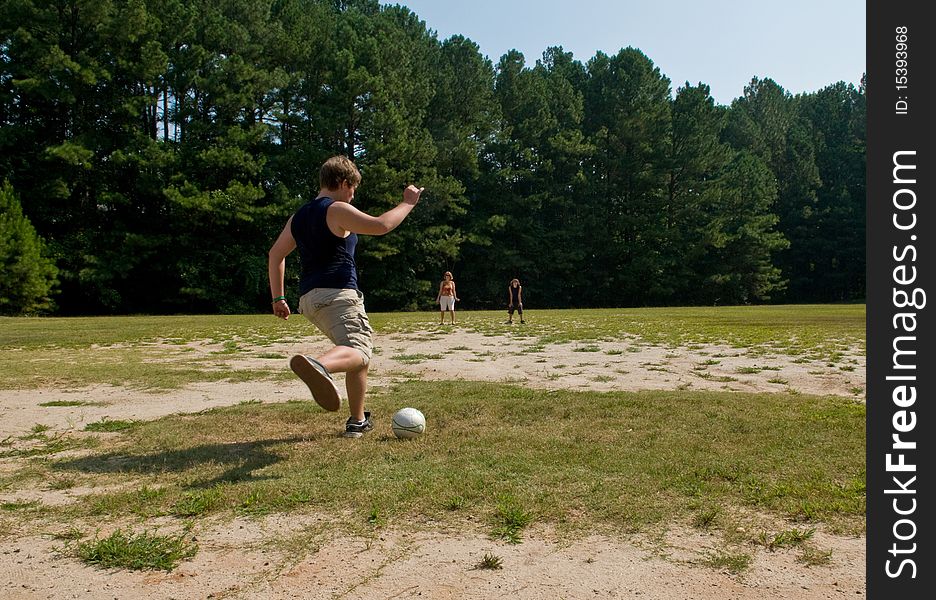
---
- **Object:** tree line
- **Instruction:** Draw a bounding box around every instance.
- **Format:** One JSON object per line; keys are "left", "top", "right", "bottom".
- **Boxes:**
{"left": 0, "top": 0, "right": 865, "bottom": 315}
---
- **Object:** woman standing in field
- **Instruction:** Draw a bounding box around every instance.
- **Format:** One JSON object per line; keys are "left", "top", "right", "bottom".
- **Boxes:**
{"left": 507, "top": 278, "right": 524, "bottom": 324}
{"left": 436, "top": 271, "right": 458, "bottom": 324}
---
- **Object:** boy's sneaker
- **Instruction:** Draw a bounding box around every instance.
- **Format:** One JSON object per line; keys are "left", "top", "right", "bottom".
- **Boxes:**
{"left": 342, "top": 412, "right": 373, "bottom": 438}
{"left": 289, "top": 355, "right": 341, "bottom": 411}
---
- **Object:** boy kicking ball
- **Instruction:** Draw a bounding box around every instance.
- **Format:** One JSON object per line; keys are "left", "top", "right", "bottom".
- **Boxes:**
{"left": 268, "top": 155, "right": 423, "bottom": 437}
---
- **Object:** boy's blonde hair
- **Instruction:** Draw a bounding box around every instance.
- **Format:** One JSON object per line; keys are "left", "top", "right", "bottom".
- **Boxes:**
{"left": 320, "top": 155, "right": 362, "bottom": 190}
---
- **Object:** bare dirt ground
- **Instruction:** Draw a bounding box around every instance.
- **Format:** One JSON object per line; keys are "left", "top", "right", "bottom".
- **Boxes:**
{"left": 0, "top": 327, "right": 866, "bottom": 599}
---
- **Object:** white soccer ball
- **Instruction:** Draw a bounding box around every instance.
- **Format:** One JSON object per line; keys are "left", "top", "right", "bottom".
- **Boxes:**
{"left": 391, "top": 407, "right": 426, "bottom": 439}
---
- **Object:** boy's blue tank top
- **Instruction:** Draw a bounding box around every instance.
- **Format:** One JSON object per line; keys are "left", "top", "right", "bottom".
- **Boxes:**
{"left": 291, "top": 197, "right": 358, "bottom": 295}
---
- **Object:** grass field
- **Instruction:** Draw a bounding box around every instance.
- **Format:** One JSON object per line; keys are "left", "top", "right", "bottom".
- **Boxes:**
{"left": 0, "top": 305, "right": 865, "bottom": 574}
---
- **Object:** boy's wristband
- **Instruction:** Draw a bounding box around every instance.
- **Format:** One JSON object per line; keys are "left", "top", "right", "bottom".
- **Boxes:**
{"left": 272, "top": 295, "right": 287, "bottom": 303}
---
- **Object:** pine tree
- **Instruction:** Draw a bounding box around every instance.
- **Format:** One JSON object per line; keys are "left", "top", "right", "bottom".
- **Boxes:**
{"left": 0, "top": 181, "right": 58, "bottom": 314}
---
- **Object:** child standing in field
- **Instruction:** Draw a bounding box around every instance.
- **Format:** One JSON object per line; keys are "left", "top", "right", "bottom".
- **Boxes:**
{"left": 268, "top": 155, "right": 423, "bottom": 438}
{"left": 507, "top": 278, "right": 524, "bottom": 324}
{"left": 436, "top": 271, "right": 458, "bottom": 325}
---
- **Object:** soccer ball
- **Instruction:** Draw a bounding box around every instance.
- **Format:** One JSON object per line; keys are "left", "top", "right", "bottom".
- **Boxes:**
{"left": 391, "top": 407, "right": 426, "bottom": 439}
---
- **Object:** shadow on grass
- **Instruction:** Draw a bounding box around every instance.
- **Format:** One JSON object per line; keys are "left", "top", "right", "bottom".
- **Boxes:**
{"left": 54, "top": 436, "right": 324, "bottom": 487}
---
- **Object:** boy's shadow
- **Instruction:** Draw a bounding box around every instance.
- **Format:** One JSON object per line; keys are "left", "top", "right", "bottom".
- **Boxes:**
{"left": 56, "top": 435, "right": 327, "bottom": 488}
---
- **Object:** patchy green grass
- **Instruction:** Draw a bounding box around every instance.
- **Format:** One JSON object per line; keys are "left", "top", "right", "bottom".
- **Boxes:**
{"left": 6, "top": 381, "right": 863, "bottom": 544}
{"left": 75, "top": 528, "right": 197, "bottom": 571}
{"left": 48, "top": 475, "right": 77, "bottom": 490}
{"left": 0, "top": 344, "right": 284, "bottom": 391}
{"left": 692, "top": 372, "right": 738, "bottom": 383}
{"left": 372, "top": 305, "right": 864, "bottom": 361}
{"left": 171, "top": 485, "right": 226, "bottom": 517}
{"left": 0, "top": 308, "right": 865, "bottom": 566}
{"left": 692, "top": 505, "right": 721, "bottom": 529}
{"left": 84, "top": 418, "right": 140, "bottom": 433}
{"left": 0, "top": 315, "right": 291, "bottom": 350}
{"left": 444, "top": 495, "right": 467, "bottom": 511}
{"left": 1, "top": 500, "right": 42, "bottom": 512}
{"left": 0, "top": 315, "right": 300, "bottom": 390}
{"left": 390, "top": 353, "right": 443, "bottom": 364}
{"left": 26, "top": 424, "right": 51, "bottom": 437}
{"left": 756, "top": 527, "right": 815, "bottom": 551}
{"left": 704, "top": 550, "right": 752, "bottom": 574}
{"left": 0, "top": 306, "right": 863, "bottom": 391}
{"left": 0, "top": 430, "right": 98, "bottom": 459}
{"left": 491, "top": 495, "right": 532, "bottom": 544}
{"left": 476, "top": 552, "right": 504, "bottom": 570}
{"left": 39, "top": 400, "right": 105, "bottom": 407}
{"left": 798, "top": 546, "right": 834, "bottom": 566}
{"left": 52, "top": 526, "right": 85, "bottom": 541}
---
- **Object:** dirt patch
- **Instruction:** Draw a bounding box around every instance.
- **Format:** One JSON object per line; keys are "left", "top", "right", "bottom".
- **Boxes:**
{"left": 0, "top": 330, "right": 863, "bottom": 440}
{"left": 1, "top": 516, "right": 864, "bottom": 600}
{"left": 0, "top": 326, "right": 866, "bottom": 599}
{"left": 374, "top": 331, "right": 864, "bottom": 398}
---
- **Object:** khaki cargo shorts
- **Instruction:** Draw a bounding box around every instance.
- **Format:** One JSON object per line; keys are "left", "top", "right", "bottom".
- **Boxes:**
{"left": 298, "top": 288, "right": 374, "bottom": 367}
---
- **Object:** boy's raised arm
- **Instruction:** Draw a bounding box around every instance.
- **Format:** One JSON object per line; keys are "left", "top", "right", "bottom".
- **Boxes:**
{"left": 329, "top": 185, "right": 424, "bottom": 235}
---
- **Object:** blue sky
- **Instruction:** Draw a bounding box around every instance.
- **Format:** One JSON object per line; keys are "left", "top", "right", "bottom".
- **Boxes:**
{"left": 381, "top": 0, "right": 865, "bottom": 105}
